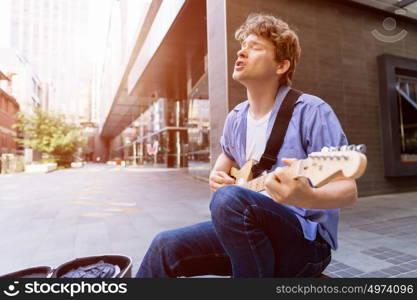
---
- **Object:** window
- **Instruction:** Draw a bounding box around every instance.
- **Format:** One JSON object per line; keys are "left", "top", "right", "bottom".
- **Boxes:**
{"left": 396, "top": 75, "right": 417, "bottom": 163}
{"left": 378, "top": 54, "right": 417, "bottom": 176}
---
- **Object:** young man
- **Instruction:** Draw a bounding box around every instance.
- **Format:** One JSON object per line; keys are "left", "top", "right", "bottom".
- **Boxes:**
{"left": 136, "top": 14, "right": 357, "bottom": 278}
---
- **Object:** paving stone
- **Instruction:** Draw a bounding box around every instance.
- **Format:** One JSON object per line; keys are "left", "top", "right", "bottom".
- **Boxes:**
{"left": 398, "top": 271, "right": 417, "bottom": 278}
{"left": 373, "top": 253, "right": 390, "bottom": 260}
{"left": 344, "top": 268, "right": 364, "bottom": 276}
{"left": 383, "top": 250, "right": 404, "bottom": 257}
{"left": 379, "top": 267, "right": 404, "bottom": 276}
{"left": 408, "top": 260, "right": 417, "bottom": 267}
{"left": 361, "top": 272, "right": 390, "bottom": 278}
{"left": 360, "top": 249, "right": 374, "bottom": 255}
{"left": 399, "top": 254, "right": 417, "bottom": 261}
{"left": 376, "top": 246, "right": 393, "bottom": 252}
{"left": 333, "top": 271, "right": 355, "bottom": 278}
{"left": 393, "top": 265, "right": 413, "bottom": 273}
{"left": 386, "top": 257, "right": 408, "bottom": 264}
{"left": 332, "top": 252, "right": 392, "bottom": 273}
{"left": 324, "top": 265, "right": 339, "bottom": 272}
{"left": 332, "top": 263, "right": 351, "bottom": 271}
{"left": 396, "top": 263, "right": 417, "bottom": 272}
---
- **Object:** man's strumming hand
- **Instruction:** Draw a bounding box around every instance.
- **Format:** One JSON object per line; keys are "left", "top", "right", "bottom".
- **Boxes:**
{"left": 209, "top": 171, "right": 236, "bottom": 192}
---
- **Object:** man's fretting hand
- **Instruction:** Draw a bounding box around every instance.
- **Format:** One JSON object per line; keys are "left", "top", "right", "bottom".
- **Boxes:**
{"left": 265, "top": 158, "right": 313, "bottom": 208}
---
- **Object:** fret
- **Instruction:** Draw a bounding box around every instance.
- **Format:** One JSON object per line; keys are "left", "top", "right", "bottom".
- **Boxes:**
{"left": 244, "top": 174, "right": 267, "bottom": 192}
{"left": 258, "top": 176, "right": 266, "bottom": 191}
{"left": 253, "top": 177, "right": 258, "bottom": 191}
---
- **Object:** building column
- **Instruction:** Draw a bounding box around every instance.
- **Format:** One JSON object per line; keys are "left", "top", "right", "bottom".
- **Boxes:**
{"left": 166, "top": 99, "right": 188, "bottom": 168}
{"left": 206, "top": 0, "right": 231, "bottom": 168}
{"left": 94, "top": 135, "right": 110, "bottom": 163}
{"left": 206, "top": 0, "right": 251, "bottom": 168}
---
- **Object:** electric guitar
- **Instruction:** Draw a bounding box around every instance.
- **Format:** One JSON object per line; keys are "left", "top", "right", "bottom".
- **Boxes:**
{"left": 230, "top": 144, "right": 367, "bottom": 191}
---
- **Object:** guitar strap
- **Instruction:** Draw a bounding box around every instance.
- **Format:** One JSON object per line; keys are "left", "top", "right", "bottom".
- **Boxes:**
{"left": 251, "top": 88, "right": 303, "bottom": 178}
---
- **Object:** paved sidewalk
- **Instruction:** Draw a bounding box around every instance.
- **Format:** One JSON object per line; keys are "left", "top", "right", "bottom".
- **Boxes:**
{"left": 326, "top": 192, "right": 417, "bottom": 278}
{"left": 0, "top": 164, "right": 416, "bottom": 277}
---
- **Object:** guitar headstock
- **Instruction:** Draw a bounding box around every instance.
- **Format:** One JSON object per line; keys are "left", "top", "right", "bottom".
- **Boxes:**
{"left": 300, "top": 144, "right": 367, "bottom": 187}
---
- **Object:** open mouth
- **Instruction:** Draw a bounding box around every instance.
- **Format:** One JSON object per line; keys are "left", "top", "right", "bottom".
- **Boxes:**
{"left": 235, "top": 61, "right": 246, "bottom": 70}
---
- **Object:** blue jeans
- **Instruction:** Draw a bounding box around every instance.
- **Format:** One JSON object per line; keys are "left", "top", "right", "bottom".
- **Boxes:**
{"left": 136, "top": 185, "right": 331, "bottom": 278}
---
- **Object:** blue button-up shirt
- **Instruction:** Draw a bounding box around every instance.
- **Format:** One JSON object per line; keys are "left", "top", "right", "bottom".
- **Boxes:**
{"left": 220, "top": 85, "right": 348, "bottom": 250}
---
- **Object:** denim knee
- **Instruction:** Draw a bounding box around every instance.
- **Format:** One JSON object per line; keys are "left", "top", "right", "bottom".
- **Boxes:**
{"left": 150, "top": 230, "right": 177, "bottom": 255}
{"left": 210, "top": 185, "right": 247, "bottom": 220}
{"left": 137, "top": 230, "right": 179, "bottom": 277}
{"left": 149, "top": 231, "right": 180, "bottom": 273}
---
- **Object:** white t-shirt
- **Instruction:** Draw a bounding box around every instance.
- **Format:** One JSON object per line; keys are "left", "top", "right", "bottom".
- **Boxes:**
{"left": 245, "top": 110, "right": 271, "bottom": 162}
{"left": 246, "top": 109, "right": 272, "bottom": 198}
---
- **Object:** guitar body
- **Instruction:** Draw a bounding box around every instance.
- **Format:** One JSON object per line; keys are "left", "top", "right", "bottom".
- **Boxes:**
{"left": 230, "top": 159, "right": 256, "bottom": 185}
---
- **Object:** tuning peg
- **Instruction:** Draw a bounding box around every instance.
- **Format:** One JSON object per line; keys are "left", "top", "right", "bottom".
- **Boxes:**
{"left": 321, "top": 146, "right": 330, "bottom": 152}
{"left": 340, "top": 145, "right": 348, "bottom": 152}
{"left": 355, "top": 144, "right": 367, "bottom": 154}
{"left": 347, "top": 144, "right": 356, "bottom": 151}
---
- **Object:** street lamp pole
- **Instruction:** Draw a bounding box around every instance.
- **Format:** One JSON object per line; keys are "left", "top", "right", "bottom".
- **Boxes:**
{"left": 132, "top": 141, "right": 137, "bottom": 166}
{"left": 132, "top": 121, "right": 140, "bottom": 166}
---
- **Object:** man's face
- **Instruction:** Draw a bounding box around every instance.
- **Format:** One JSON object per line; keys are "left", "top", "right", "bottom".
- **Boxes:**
{"left": 232, "top": 34, "right": 280, "bottom": 84}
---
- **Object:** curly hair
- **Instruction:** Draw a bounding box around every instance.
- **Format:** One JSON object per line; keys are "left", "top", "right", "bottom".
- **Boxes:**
{"left": 235, "top": 13, "right": 301, "bottom": 86}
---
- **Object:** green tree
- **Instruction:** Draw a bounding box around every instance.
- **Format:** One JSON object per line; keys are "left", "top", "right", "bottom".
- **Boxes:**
{"left": 13, "top": 108, "right": 87, "bottom": 166}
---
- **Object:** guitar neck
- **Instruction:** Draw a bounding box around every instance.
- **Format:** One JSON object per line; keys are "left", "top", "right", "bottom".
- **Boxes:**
{"left": 238, "top": 148, "right": 368, "bottom": 192}
{"left": 240, "top": 159, "right": 305, "bottom": 192}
